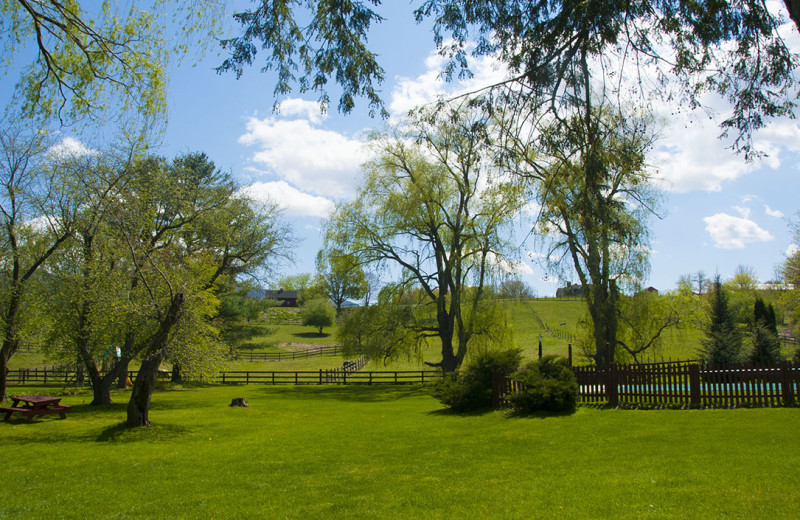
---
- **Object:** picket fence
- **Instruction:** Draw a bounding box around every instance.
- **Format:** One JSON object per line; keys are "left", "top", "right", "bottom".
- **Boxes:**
{"left": 495, "top": 360, "right": 800, "bottom": 408}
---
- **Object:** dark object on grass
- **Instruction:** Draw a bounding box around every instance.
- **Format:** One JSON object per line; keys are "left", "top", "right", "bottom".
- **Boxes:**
{"left": 229, "top": 398, "right": 249, "bottom": 407}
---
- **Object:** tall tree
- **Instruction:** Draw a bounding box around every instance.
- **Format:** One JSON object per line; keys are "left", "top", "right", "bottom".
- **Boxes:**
{"left": 328, "top": 107, "right": 524, "bottom": 372}
{"left": 316, "top": 248, "right": 368, "bottom": 314}
{"left": 700, "top": 276, "right": 745, "bottom": 366}
{"left": 43, "top": 144, "right": 134, "bottom": 404}
{"left": 506, "top": 102, "right": 661, "bottom": 368}
{"left": 116, "top": 152, "right": 291, "bottom": 426}
{"left": 0, "top": 128, "right": 77, "bottom": 401}
{"left": 221, "top": 1, "right": 798, "bottom": 157}
{"left": 750, "top": 296, "right": 782, "bottom": 364}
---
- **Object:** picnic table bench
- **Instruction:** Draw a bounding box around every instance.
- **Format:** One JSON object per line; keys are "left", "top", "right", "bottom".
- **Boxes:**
{"left": 0, "top": 395, "right": 72, "bottom": 423}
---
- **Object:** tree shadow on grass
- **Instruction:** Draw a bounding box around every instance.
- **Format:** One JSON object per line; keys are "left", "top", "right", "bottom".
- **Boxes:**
{"left": 249, "top": 384, "right": 432, "bottom": 403}
{"left": 292, "top": 332, "right": 331, "bottom": 339}
{"left": 502, "top": 408, "right": 578, "bottom": 419}
{"left": 95, "top": 422, "right": 193, "bottom": 443}
{"left": 426, "top": 407, "right": 498, "bottom": 417}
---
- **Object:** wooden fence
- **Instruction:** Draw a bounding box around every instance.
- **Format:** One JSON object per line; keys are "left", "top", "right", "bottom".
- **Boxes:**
{"left": 235, "top": 345, "right": 342, "bottom": 362}
{"left": 5, "top": 368, "right": 167, "bottom": 386}
{"left": 217, "top": 369, "right": 441, "bottom": 385}
{"left": 495, "top": 360, "right": 800, "bottom": 408}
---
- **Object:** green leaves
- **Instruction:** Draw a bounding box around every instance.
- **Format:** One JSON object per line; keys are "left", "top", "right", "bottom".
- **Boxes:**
{"left": 219, "top": 0, "right": 387, "bottom": 117}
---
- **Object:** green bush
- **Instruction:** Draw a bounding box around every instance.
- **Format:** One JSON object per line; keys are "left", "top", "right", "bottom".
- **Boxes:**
{"left": 432, "top": 349, "right": 522, "bottom": 411}
{"left": 506, "top": 355, "right": 578, "bottom": 413}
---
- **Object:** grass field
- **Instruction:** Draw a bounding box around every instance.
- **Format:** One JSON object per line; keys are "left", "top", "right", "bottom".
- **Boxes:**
{"left": 10, "top": 297, "right": 785, "bottom": 373}
{"left": 1, "top": 384, "right": 798, "bottom": 519}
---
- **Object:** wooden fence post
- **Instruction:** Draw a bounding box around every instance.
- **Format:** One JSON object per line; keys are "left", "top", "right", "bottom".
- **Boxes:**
{"left": 689, "top": 363, "right": 701, "bottom": 407}
{"left": 606, "top": 363, "right": 618, "bottom": 407}
{"left": 491, "top": 371, "right": 504, "bottom": 409}
{"left": 568, "top": 343, "right": 573, "bottom": 368}
{"left": 780, "top": 360, "right": 794, "bottom": 407}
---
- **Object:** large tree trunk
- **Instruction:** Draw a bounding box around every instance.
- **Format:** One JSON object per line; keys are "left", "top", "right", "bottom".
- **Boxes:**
{"left": 126, "top": 293, "right": 185, "bottom": 427}
{"left": 0, "top": 288, "right": 22, "bottom": 403}
{"left": 126, "top": 353, "right": 163, "bottom": 427}
{"left": 0, "top": 350, "right": 9, "bottom": 402}
{"left": 116, "top": 358, "right": 130, "bottom": 389}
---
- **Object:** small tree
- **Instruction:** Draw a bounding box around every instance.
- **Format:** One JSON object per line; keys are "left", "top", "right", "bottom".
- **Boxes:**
{"left": 700, "top": 276, "right": 744, "bottom": 366}
{"left": 301, "top": 299, "right": 335, "bottom": 335}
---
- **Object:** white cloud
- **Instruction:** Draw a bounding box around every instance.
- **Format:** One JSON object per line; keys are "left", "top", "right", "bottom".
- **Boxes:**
{"left": 389, "top": 45, "right": 508, "bottom": 119}
{"left": 243, "top": 181, "right": 334, "bottom": 218}
{"left": 765, "top": 205, "right": 785, "bottom": 219}
{"left": 787, "top": 243, "right": 799, "bottom": 257}
{"left": 651, "top": 107, "right": 760, "bottom": 192}
{"left": 732, "top": 205, "right": 751, "bottom": 219}
{"left": 276, "top": 98, "right": 328, "bottom": 124}
{"left": 703, "top": 213, "right": 774, "bottom": 249}
{"left": 488, "top": 252, "right": 534, "bottom": 275}
{"left": 239, "top": 103, "right": 370, "bottom": 199}
{"left": 48, "top": 137, "right": 97, "bottom": 159}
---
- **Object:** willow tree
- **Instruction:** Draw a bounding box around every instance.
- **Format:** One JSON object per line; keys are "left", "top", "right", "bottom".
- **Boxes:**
{"left": 328, "top": 108, "right": 524, "bottom": 373}
{"left": 506, "top": 103, "right": 661, "bottom": 368}
{"left": 1, "top": 0, "right": 224, "bottom": 126}
{"left": 221, "top": 1, "right": 798, "bottom": 157}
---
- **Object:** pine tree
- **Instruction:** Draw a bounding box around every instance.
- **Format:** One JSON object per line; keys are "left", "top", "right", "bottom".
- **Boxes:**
{"left": 750, "top": 297, "right": 782, "bottom": 364}
{"left": 700, "top": 277, "right": 744, "bottom": 366}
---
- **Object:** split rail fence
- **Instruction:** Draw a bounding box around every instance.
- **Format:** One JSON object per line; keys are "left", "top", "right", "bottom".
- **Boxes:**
{"left": 495, "top": 360, "right": 800, "bottom": 408}
{"left": 235, "top": 345, "right": 342, "bottom": 362}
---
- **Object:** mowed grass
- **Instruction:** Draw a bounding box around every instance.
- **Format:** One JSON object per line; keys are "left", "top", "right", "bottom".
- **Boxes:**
{"left": 1, "top": 384, "right": 799, "bottom": 519}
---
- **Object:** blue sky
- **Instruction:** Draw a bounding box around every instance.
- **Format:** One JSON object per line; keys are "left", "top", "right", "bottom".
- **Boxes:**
{"left": 9, "top": 3, "right": 800, "bottom": 296}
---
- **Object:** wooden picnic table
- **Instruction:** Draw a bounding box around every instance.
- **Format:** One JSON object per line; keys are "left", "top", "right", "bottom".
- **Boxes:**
{"left": 0, "top": 395, "right": 72, "bottom": 423}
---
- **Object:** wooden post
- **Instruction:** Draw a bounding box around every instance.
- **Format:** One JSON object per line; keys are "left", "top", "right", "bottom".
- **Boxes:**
{"left": 319, "top": 368, "right": 323, "bottom": 384}
{"left": 606, "top": 363, "right": 618, "bottom": 407}
{"left": 491, "top": 371, "right": 504, "bottom": 409}
{"left": 780, "top": 360, "right": 794, "bottom": 407}
{"left": 568, "top": 343, "right": 573, "bottom": 367}
{"left": 689, "top": 363, "right": 701, "bottom": 407}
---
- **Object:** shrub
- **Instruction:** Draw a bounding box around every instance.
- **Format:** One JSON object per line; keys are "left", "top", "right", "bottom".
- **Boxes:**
{"left": 432, "top": 349, "right": 522, "bottom": 412}
{"left": 506, "top": 356, "right": 578, "bottom": 413}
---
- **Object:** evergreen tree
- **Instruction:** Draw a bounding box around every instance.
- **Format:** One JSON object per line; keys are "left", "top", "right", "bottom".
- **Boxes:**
{"left": 750, "top": 297, "right": 782, "bottom": 365}
{"left": 700, "top": 277, "right": 744, "bottom": 366}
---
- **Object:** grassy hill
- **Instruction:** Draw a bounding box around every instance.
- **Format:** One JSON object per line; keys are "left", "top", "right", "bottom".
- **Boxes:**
{"left": 10, "top": 294, "right": 795, "bottom": 373}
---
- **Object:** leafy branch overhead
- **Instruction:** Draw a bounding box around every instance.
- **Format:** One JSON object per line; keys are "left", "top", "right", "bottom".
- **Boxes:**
{"left": 220, "top": 0, "right": 798, "bottom": 156}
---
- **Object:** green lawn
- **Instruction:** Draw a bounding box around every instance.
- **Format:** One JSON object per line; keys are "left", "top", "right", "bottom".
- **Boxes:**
{"left": 1, "top": 384, "right": 798, "bottom": 519}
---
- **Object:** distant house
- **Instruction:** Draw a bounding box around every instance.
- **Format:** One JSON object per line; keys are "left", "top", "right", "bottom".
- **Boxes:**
{"left": 643, "top": 286, "right": 658, "bottom": 295}
{"left": 556, "top": 283, "right": 586, "bottom": 298}
{"left": 249, "top": 288, "right": 298, "bottom": 307}
{"left": 265, "top": 289, "right": 298, "bottom": 307}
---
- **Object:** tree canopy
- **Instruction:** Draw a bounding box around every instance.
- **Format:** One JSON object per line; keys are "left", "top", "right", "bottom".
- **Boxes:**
{"left": 1, "top": 0, "right": 223, "bottom": 126}
{"left": 221, "top": 0, "right": 799, "bottom": 156}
